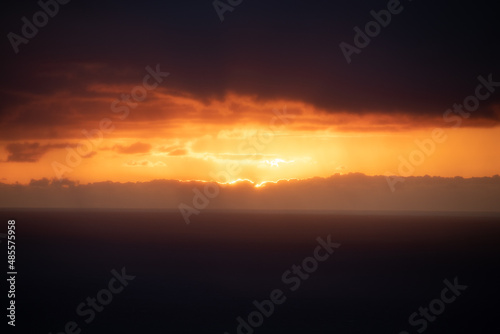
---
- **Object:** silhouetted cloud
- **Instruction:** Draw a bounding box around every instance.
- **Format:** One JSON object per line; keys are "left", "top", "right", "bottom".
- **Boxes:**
{"left": 5, "top": 143, "right": 67, "bottom": 162}
{"left": 29, "top": 178, "right": 50, "bottom": 187}
{"left": 1, "top": 174, "right": 499, "bottom": 213}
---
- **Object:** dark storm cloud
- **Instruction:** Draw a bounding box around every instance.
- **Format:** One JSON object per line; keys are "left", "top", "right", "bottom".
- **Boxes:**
{"left": 1, "top": 0, "right": 499, "bottom": 121}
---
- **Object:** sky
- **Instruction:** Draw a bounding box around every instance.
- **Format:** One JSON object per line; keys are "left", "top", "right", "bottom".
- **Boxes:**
{"left": 0, "top": 0, "right": 499, "bottom": 210}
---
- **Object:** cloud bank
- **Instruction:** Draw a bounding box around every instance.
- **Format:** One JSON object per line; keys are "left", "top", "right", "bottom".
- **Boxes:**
{"left": 1, "top": 173, "right": 499, "bottom": 213}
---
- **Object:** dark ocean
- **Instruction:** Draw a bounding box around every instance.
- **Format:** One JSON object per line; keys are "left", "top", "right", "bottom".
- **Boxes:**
{"left": 1, "top": 210, "right": 499, "bottom": 333}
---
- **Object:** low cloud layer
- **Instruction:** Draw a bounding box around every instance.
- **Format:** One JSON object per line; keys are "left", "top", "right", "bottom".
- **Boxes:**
{"left": 1, "top": 174, "right": 499, "bottom": 213}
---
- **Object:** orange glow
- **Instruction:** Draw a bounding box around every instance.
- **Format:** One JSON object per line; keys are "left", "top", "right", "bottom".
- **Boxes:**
{"left": 1, "top": 90, "right": 499, "bottom": 185}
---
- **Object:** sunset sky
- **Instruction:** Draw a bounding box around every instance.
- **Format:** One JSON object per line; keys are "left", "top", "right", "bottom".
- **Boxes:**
{"left": 3, "top": 5, "right": 500, "bottom": 334}
{"left": 1, "top": 0, "right": 499, "bottom": 210}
